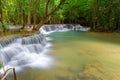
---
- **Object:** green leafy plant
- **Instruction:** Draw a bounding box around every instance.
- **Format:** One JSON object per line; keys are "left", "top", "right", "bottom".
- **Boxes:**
{"left": 0, "top": 63, "right": 3, "bottom": 69}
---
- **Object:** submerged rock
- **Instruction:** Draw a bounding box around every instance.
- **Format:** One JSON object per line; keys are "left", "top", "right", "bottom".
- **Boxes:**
{"left": 78, "top": 63, "right": 119, "bottom": 80}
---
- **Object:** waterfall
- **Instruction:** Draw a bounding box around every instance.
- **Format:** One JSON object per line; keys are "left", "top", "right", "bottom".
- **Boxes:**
{"left": 0, "top": 33, "right": 53, "bottom": 74}
{"left": 0, "top": 24, "right": 90, "bottom": 74}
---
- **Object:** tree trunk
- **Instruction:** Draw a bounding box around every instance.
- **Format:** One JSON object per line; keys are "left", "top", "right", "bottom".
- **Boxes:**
{"left": 46, "top": 0, "right": 50, "bottom": 16}
{"left": 114, "top": 0, "right": 120, "bottom": 31}
{"left": 92, "top": 0, "right": 98, "bottom": 31}
{"left": 33, "top": 13, "right": 37, "bottom": 29}
{"left": 18, "top": 0, "right": 24, "bottom": 29}
{"left": 27, "top": 13, "right": 31, "bottom": 26}
{"left": 35, "top": 17, "right": 47, "bottom": 30}
{"left": 33, "top": 0, "right": 38, "bottom": 30}
{"left": 0, "top": 0, "right": 3, "bottom": 24}
{"left": 27, "top": 0, "right": 32, "bottom": 26}
{"left": 21, "top": 9, "right": 25, "bottom": 29}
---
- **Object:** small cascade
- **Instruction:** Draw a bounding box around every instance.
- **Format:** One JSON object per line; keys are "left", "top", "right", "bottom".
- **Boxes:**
{"left": 40, "top": 24, "right": 90, "bottom": 34}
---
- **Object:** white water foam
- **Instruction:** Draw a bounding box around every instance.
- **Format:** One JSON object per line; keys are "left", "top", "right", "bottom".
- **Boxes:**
{"left": 0, "top": 34, "right": 53, "bottom": 74}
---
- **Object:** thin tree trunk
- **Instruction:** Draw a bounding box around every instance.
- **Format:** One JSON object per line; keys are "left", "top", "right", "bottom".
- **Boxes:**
{"left": 93, "top": 0, "right": 98, "bottom": 31}
{"left": 33, "top": 13, "right": 37, "bottom": 28}
{"left": 21, "top": 9, "right": 25, "bottom": 29}
{"left": 33, "top": 0, "right": 38, "bottom": 30}
{"left": 114, "top": 0, "right": 120, "bottom": 31}
{"left": 0, "top": 0, "right": 3, "bottom": 24}
{"left": 27, "top": 0, "right": 31, "bottom": 26}
{"left": 18, "top": 0, "right": 24, "bottom": 29}
{"left": 46, "top": 0, "right": 50, "bottom": 16}
{"left": 27, "top": 13, "right": 31, "bottom": 25}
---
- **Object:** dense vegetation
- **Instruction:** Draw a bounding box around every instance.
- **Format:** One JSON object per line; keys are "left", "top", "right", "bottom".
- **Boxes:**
{"left": 0, "top": 0, "right": 120, "bottom": 32}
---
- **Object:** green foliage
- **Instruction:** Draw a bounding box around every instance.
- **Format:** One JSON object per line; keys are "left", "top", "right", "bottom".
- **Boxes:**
{"left": 0, "top": 63, "right": 3, "bottom": 69}
{"left": 0, "top": 0, "right": 120, "bottom": 31}
{"left": 0, "top": 22, "right": 9, "bottom": 30}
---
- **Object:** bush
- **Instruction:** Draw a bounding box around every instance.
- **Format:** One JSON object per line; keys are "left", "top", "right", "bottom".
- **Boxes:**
{"left": 0, "top": 23, "right": 9, "bottom": 31}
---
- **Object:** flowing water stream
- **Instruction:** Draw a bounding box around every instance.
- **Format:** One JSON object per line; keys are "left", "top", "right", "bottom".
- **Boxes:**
{"left": 0, "top": 24, "right": 120, "bottom": 80}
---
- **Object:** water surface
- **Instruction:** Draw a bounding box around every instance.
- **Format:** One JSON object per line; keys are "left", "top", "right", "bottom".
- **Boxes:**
{"left": 9, "top": 31, "right": 120, "bottom": 80}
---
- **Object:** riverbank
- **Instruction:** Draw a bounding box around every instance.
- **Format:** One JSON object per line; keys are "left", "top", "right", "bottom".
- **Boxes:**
{"left": 0, "top": 30, "right": 38, "bottom": 39}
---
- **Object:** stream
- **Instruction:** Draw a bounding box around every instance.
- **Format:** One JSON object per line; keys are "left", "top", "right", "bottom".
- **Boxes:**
{"left": 0, "top": 24, "right": 120, "bottom": 80}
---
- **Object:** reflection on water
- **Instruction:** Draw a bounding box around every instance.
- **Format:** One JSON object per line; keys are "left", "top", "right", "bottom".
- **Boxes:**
{"left": 9, "top": 31, "right": 120, "bottom": 80}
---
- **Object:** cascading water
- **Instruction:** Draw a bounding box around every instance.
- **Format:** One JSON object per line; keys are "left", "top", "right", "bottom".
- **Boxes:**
{"left": 0, "top": 36, "right": 20, "bottom": 48}
{"left": 0, "top": 34, "right": 53, "bottom": 74}
{"left": 0, "top": 24, "right": 90, "bottom": 74}
{"left": 40, "top": 24, "right": 90, "bottom": 34}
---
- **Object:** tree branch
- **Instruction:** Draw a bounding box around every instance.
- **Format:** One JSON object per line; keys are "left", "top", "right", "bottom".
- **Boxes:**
{"left": 45, "top": 0, "right": 51, "bottom": 16}
{"left": 1, "top": 68, "right": 17, "bottom": 80}
{"left": 36, "top": 0, "right": 66, "bottom": 29}
{"left": 46, "top": 0, "right": 66, "bottom": 17}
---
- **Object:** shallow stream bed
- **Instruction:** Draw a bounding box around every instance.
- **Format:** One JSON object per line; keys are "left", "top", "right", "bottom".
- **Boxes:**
{"left": 8, "top": 31, "right": 120, "bottom": 80}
